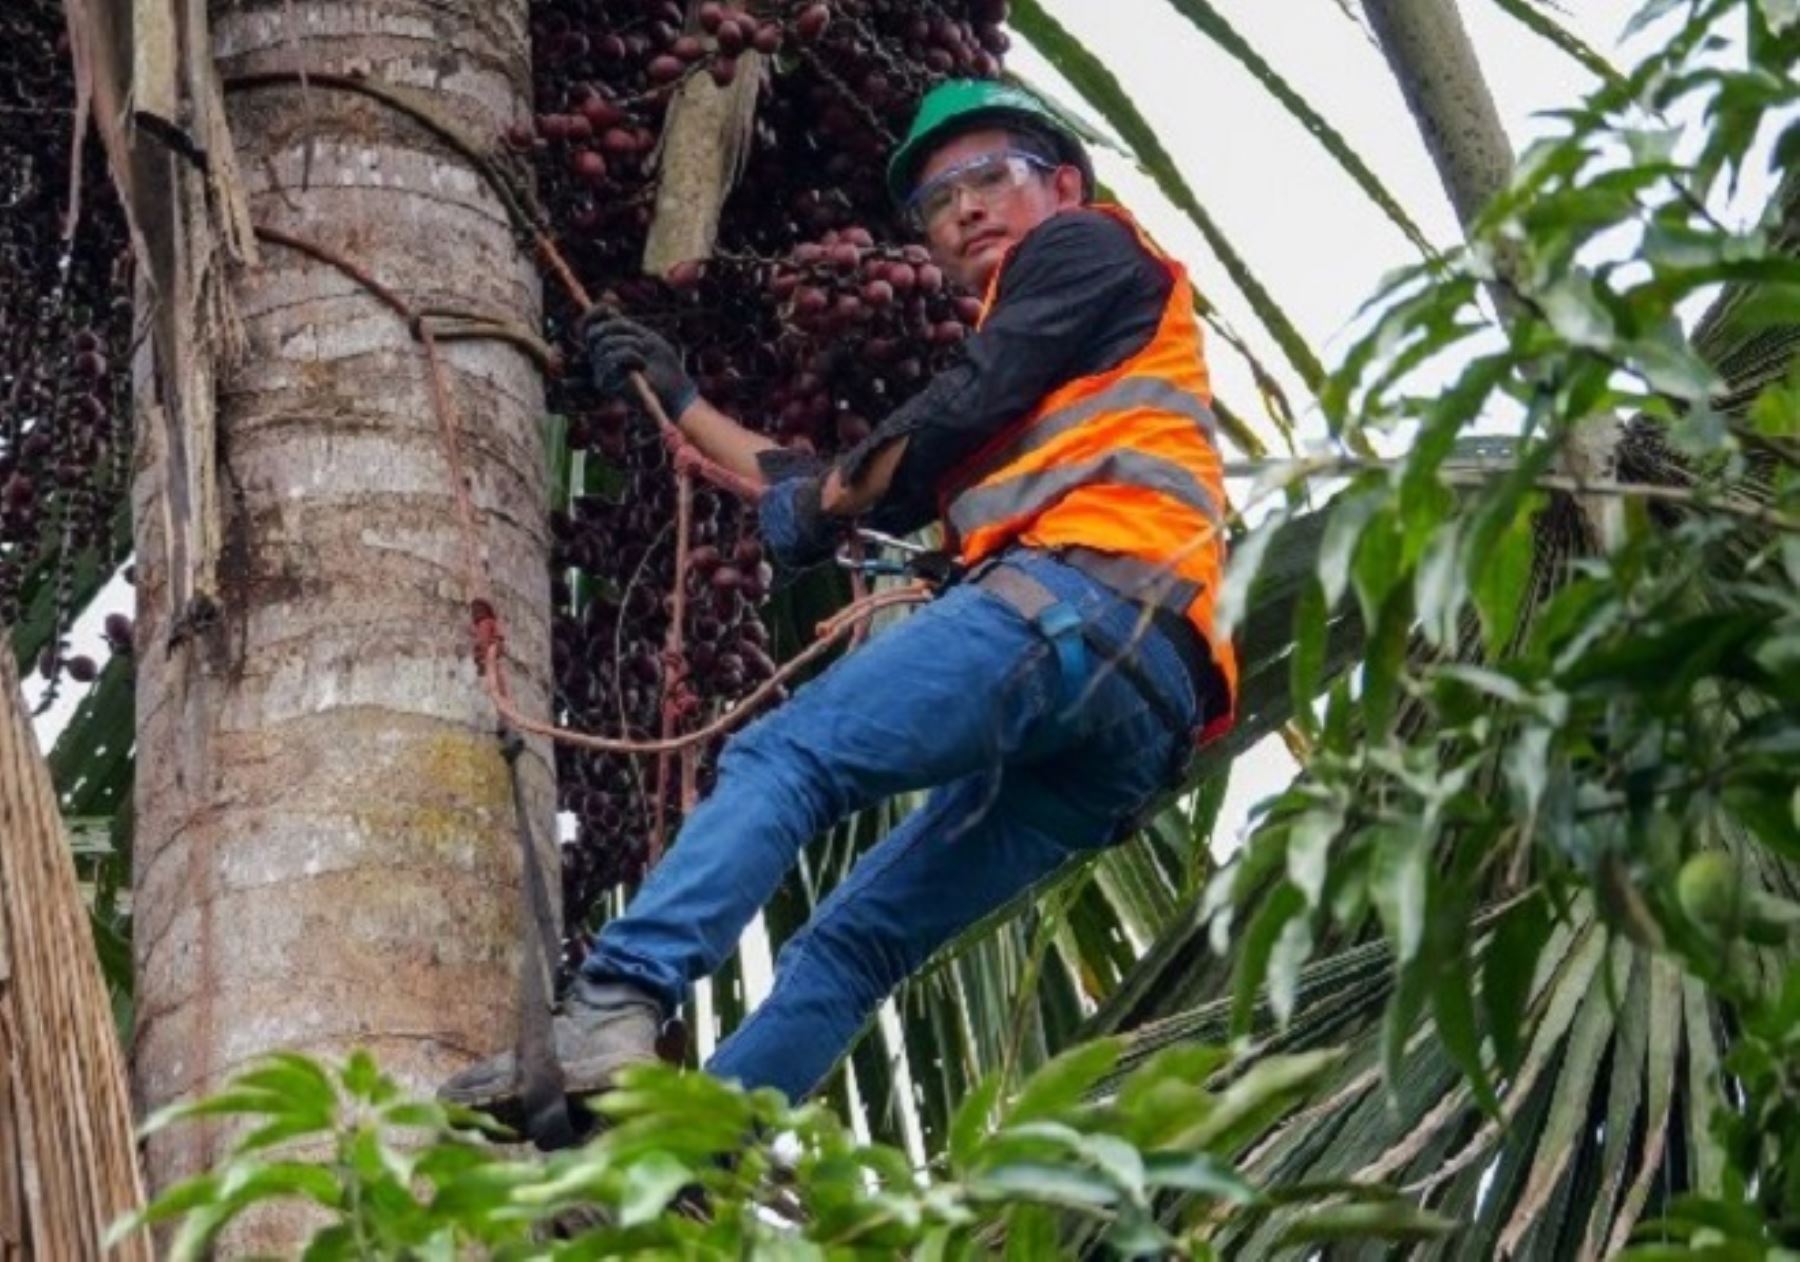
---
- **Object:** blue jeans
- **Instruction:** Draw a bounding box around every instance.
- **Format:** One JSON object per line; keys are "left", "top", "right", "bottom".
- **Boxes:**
{"left": 580, "top": 550, "right": 1199, "bottom": 1101}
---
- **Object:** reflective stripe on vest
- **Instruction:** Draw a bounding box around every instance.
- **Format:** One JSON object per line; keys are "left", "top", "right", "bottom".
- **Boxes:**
{"left": 957, "top": 374, "right": 1218, "bottom": 488}
{"left": 1054, "top": 546, "right": 1204, "bottom": 618}
{"left": 946, "top": 447, "right": 1222, "bottom": 544}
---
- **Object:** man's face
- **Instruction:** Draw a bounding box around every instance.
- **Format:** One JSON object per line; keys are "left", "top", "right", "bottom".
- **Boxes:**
{"left": 914, "top": 128, "right": 1084, "bottom": 291}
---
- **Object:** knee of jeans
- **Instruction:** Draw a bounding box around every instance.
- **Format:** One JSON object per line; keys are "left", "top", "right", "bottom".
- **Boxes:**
{"left": 770, "top": 910, "right": 907, "bottom": 1008}
{"left": 718, "top": 715, "right": 838, "bottom": 821}
{"left": 788, "top": 912, "right": 912, "bottom": 1011}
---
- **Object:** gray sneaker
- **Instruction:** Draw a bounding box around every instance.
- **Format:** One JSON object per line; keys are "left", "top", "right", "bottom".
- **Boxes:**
{"left": 438, "top": 978, "right": 662, "bottom": 1127}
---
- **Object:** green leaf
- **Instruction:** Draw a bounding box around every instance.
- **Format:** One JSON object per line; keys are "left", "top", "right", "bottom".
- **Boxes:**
{"left": 240, "top": 1053, "right": 337, "bottom": 1114}
{"left": 1433, "top": 939, "right": 1501, "bottom": 1117}
{"left": 1174, "top": 1051, "right": 1342, "bottom": 1153}
{"left": 1077, "top": 1132, "right": 1149, "bottom": 1205}
{"left": 1289, "top": 577, "right": 1328, "bottom": 734}
{"left": 1277, "top": 1200, "right": 1458, "bottom": 1245}
{"left": 1470, "top": 496, "right": 1536, "bottom": 655}
{"left": 1267, "top": 914, "right": 1314, "bottom": 1029}
{"left": 216, "top": 1161, "right": 343, "bottom": 1210}
{"left": 340, "top": 1049, "right": 387, "bottom": 1103}
{"left": 971, "top": 1161, "right": 1121, "bottom": 1210}
{"left": 1006, "top": 1039, "right": 1122, "bottom": 1126}
{"left": 1399, "top": 355, "right": 1513, "bottom": 520}
{"left": 106, "top": 1174, "right": 220, "bottom": 1238}
{"left": 1540, "top": 274, "right": 1617, "bottom": 348}
{"left": 1361, "top": 585, "right": 1413, "bottom": 738}
{"left": 1724, "top": 785, "right": 1800, "bottom": 860}
{"left": 1114, "top": 1044, "right": 1232, "bottom": 1141}
{"left": 1232, "top": 883, "right": 1307, "bottom": 1035}
{"left": 1215, "top": 510, "right": 1287, "bottom": 640}
{"left": 1284, "top": 810, "right": 1337, "bottom": 909}
{"left": 1483, "top": 893, "right": 1552, "bottom": 1076}
{"left": 1370, "top": 824, "right": 1428, "bottom": 963}
{"left": 618, "top": 1151, "right": 692, "bottom": 1228}
{"left": 1318, "top": 486, "right": 1383, "bottom": 610}
{"left": 1004, "top": 1204, "right": 1060, "bottom": 1260}
{"left": 140, "top": 1089, "right": 303, "bottom": 1138}
{"left": 1103, "top": 1211, "right": 1172, "bottom": 1258}
{"left": 1382, "top": 951, "right": 1430, "bottom": 1106}
{"left": 1141, "top": 1152, "right": 1256, "bottom": 1203}
{"left": 1414, "top": 519, "right": 1466, "bottom": 650}
{"left": 167, "top": 1199, "right": 240, "bottom": 1262}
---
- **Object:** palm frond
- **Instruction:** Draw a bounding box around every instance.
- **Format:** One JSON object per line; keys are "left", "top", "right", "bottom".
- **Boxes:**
{"left": 1160, "top": 0, "right": 1436, "bottom": 256}
{"left": 1485, "top": 0, "right": 1628, "bottom": 88}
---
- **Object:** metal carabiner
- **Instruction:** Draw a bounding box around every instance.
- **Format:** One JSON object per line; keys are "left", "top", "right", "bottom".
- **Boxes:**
{"left": 836, "top": 529, "right": 958, "bottom": 586}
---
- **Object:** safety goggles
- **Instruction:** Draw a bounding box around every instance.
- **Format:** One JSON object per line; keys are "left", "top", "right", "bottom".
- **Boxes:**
{"left": 905, "top": 150, "right": 1056, "bottom": 231}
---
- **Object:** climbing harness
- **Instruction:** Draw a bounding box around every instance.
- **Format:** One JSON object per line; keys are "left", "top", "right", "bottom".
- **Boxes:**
{"left": 837, "top": 531, "right": 1226, "bottom": 773}
{"left": 970, "top": 561, "right": 1224, "bottom": 779}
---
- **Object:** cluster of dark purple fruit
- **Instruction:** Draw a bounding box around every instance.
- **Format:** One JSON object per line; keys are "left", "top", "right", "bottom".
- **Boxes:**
{"left": 0, "top": 2, "right": 135, "bottom": 691}
{"left": 525, "top": 0, "right": 1010, "bottom": 923}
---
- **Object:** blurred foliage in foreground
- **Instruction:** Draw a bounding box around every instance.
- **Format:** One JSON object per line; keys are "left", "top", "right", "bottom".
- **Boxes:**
{"left": 112, "top": 1044, "right": 1459, "bottom": 1259}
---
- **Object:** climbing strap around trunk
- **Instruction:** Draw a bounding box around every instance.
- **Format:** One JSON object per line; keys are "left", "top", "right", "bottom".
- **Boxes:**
{"left": 500, "top": 730, "right": 579, "bottom": 1150}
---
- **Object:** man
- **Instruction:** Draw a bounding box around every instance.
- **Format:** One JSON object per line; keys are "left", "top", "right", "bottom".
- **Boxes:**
{"left": 441, "top": 80, "right": 1236, "bottom": 1119}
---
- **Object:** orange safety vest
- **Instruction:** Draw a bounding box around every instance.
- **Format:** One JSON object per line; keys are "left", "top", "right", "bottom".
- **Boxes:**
{"left": 937, "top": 204, "right": 1238, "bottom": 722}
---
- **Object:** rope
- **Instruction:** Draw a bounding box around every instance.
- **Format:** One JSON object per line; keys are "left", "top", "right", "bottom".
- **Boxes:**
{"left": 252, "top": 226, "right": 928, "bottom": 764}
{"left": 651, "top": 465, "right": 694, "bottom": 863}
{"left": 477, "top": 588, "right": 928, "bottom": 756}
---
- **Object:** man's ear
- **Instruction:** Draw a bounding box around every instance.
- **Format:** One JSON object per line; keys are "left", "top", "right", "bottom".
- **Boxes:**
{"left": 1052, "top": 164, "right": 1086, "bottom": 208}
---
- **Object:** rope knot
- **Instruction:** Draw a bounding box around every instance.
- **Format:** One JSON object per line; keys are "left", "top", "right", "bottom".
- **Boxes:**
{"left": 470, "top": 598, "right": 505, "bottom": 672}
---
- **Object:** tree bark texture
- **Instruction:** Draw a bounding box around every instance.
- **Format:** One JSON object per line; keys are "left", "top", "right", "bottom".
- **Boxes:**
{"left": 1360, "top": 0, "right": 1515, "bottom": 233}
{"left": 129, "top": 0, "right": 552, "bottom": 1227}
{"left": 0, "top": 653, "right": 151, "bottom": 1262}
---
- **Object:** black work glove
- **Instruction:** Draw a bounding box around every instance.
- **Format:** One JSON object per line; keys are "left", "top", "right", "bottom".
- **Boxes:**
{"left": 583, "top": 313, "right": 699, "bottom": 419}
{"left": 754, "top": 450, "right": 839, "bottom": 571}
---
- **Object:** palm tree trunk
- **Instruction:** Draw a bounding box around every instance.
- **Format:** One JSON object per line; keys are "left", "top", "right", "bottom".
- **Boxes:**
{"left": 0, "top": 653, "right": 151, "bottom": 1261}
{"left": 1360, "top": 0, "right": 1514, "bottom": 233}
{"left": 129, "top": 0, "right": 552, "bottom": 1235}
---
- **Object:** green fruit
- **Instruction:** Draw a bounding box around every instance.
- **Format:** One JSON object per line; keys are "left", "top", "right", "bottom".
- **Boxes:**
{"left": 1677, "top": 852, "right": 1743, "bottom": 931}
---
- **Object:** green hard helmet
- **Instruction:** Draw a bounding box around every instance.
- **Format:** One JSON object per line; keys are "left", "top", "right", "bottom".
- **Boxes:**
{"left": 887, "top": 79, "right": 1095, "bottom": 208}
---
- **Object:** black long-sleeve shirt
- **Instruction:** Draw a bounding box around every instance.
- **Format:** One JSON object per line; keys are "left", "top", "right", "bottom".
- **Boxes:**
{"left": 839, "top": 207, "right": 1174, "bottom": 536}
